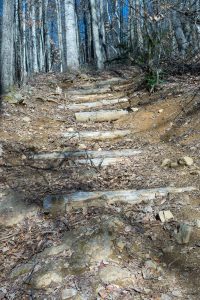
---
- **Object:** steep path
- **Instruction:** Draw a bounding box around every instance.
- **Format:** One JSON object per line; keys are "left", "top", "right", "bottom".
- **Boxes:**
{"left": 0, "top": 69, "right": 199, "bottom": 299}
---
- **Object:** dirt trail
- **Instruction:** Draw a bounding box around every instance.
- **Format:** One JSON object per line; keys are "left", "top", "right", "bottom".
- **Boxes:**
{"left": 0, "top": 68, "right": 199, "bottom": 299}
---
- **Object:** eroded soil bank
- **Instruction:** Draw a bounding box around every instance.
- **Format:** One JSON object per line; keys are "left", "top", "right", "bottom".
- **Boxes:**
{"left": 0, "top": 66, "right": 199, "bottom": 299}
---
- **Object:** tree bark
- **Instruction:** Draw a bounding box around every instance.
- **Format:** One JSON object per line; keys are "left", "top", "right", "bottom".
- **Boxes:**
{"left": 89, "top": 0, "right": 104, "bottom": 69}
{"left": 64, "top": 0, "right": 79, "bottom": 71}
{"left": 0, "top": 0, "right": 14, "bottom": 93}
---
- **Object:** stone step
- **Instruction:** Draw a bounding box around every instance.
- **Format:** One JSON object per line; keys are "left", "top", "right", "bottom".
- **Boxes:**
{"left": 43, "top": 186, "right": 196, "bottom": 213}
{"left": 62, "top": 130, "right": 131, "bottom": 141}
{"left": 75, "top": 109, "right": 128, "bottom": 122}
{"left": 32, "top": 148, "right": 142, "bottom": 160}
{"left": 67, "top": 97, "right": 128, "bottom": 111}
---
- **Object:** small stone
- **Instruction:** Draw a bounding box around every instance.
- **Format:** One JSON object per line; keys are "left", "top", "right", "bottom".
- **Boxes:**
{"left": 194, "top": 220, "right": 200, "bottom": 228}
{"left": 161, "top": 159, "right": 171, "bottom": 167}
{"left": 158, "top": 109, "right": 164, "bottom": 113}
{"left": 125, "top": 225, "right": 132, "bottom": 232}
{"left": 116, "top": 240, "right": 126, "bottom": 252}
{"left": 61, "top": 288, "right": 77, "bottom": 299}
{"left": 170, "top": 162, "right": 178, "bottom": 168}
{"left": 56, "top": 86, "right": 62, "bottom": 95}
{"left": 175, "top": 223, "right": 192, "bottom": 244}
{"left": 78, "top": 144, "right": 87, "bottom": 150}
{"left": 33, "top": 271, "right": 63, "bottom": 288}
{"left": 99, "top": 265, "right": 131, "bottom": 286}
{"left": 11, "top": 263, "right": 34, "bottom": 278}
{"left": 145, "top": 260, "right": 157, "bottom": 270}
{"left": 161, "top": 293, "right": 172, "bottom": 300}
{"left": 190, "top": 169, "right": 200, "bottom": 176}
{"left": 22, "top": 116, "right": 31, "bottom": 122}
{"left": 171, "top": 290, "right": 182, "bottom": 297}
{"left": 158, "top": 210, "right": 174, "bottom": 223}
{"left": 0, "top": 144, "right": 3, "bottom": 157}
{"left": 67, "top": 127, "right": 74, "bottom": 132}
{"left": 143, "top": 205, "right": 153, "bottom": 213}
{"left": 178, "top": 156, "right": 194, "bottom": 166}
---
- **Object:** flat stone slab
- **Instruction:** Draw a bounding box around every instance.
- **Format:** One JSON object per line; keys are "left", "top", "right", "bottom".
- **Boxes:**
{"left": 32, "top": 149, "right": 142, "bottom": 160}
{"left": 43, "top": 187, "right": 196, "bottom": 212}
{"left": 62, "top": 130, "right": 131, "bottom": 141}
{"left": 75, "top": 110, "right": 128, "bottom": 122}
{"left": 68, "top": 97, "right": 128, "bottom": 111}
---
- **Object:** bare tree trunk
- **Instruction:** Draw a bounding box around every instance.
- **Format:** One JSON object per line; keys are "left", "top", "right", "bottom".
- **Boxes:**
{"left": 0, "top": 0, "right": 14, "bottom": 93}
{"left": 55, "top": 0, "right": 64, "bottom": 72}
{"left": 171, "top": 10, "right": 187, "bottom": 58}
{"left": 64, "top": 0, "right": 79, "bottom": 71}
{"left": 31, "top": 1, "right": 39, "bottom": 73}
{"left": 89, "top": 0, "right": 104, "bottom": 69}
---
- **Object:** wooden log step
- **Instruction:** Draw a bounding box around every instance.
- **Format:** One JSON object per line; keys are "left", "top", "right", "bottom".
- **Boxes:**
{"left": 43, "top": 186, "right": 196, "bottom": 212}
{"left": 32, "top": 149, "right": 142, "bottom": 160}
{"left": 62, "top": 130, "right": 131, "bottom": 141}
{"left": 67, "top": 97, "right": 128, "bottom": 111}
{"left": 70, "top": 92, "right": 125, "bottom": 102}
{"left": 73, "top": 78, "right": 127, "bottom": 90}
{"left": 75, "top": 110, "right": 128, "bottom": 122}
{"left": 67, "top": 86, "right": 111, "bottom": 95}
{"left": 75, "top": 157, "right": 131, "bottom": 167}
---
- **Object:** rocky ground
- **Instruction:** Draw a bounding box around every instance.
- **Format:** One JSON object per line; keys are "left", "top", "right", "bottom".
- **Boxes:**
{"left": 0, "top": 66, "right": 199, "bottom": 299}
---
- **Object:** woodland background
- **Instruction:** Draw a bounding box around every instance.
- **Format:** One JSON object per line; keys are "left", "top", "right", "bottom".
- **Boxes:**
{"left": 0, "top": 0, "right": 200, "bottom": 94}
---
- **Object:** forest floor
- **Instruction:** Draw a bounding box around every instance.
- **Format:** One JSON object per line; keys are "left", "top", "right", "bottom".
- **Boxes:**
{"left": 0, "top": 65, "right": 199, "bottom": 300}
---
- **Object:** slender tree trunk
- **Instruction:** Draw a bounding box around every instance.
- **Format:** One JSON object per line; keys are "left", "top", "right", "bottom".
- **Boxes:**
{"left": 1, "top": 0, "right": 14, "bottom": 93}
{"left": 89, "top": 0, "right": 104, "bottom": 69}
{"left": 31, "top": 1, "right": 39, "bottom": 73}
{"left": 55, "top": 0, "right": 64, "bottom": 72}
{"left": 64, "top": 0, "right": 79, "bottom": 71}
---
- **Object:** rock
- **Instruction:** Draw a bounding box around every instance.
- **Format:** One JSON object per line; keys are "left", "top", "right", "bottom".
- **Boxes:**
{"left": 61, "top": 288, "right": 77, "bottom": 299}
{"left": 170, "top": 162, "right": 179, "bottom": 168}
{"left": 194, "top": 219, "right": 200, "bottom": 228}
{"left": 78, "top": 144, "right": 87, "bottom": 150}
{"left": 67, "top": 127, "right": 75, "bottom": 132}
{"left": 143, "top": 205, "right": 153, "bottom": 213}
{"left": 56, "top": 86, "right": 62, "bottom": 95}
{"left": 190, "top": 169, "right": 200, "bottom": 176}
{"left": 22, "top": 116, "right": 31, "bottom": 122}
{"left": 161, "top": 159, "right": 171, "bottom": 167}
{"left": 99, "top": 265, "right": 132, "bottom": 286}
{"left": 158, "top": 109, "right": 164, "bottom": 113}
{"left": 178, "top": 156, "right": 194, "bottom": 166}
{"left": 32, "top": 271, "right": 63, "bottom": 288}
{"left": 39, "top": 243, "right": 71, "bottom": 257}
{"left": 4, "top": 92, "right": 24, "bottom": 104}
{"left": 132, "top": 107, "right": 139, "bottom": 112}
{"left": 175, "top": 223, "right": 192, "bottom": 244}
{"left": 0, "top": 144, "right": 3, "bottom": 157}
{"left": 161, "top": 294, "right": 172, "bottom": 300}
{"left": 171, "top": 290, "right": 182, "bottom": 297}
{"left": 10, "top": 263, "right": 34, "bottom": 278}
{"left": 116, "top": 240, "right": 126, "bottom": 252}
{"left": 158, "top": 210, "right": 174, "bottom": 223}
{"left": 145, "top": 260, "right": 158, "bottom": 270}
